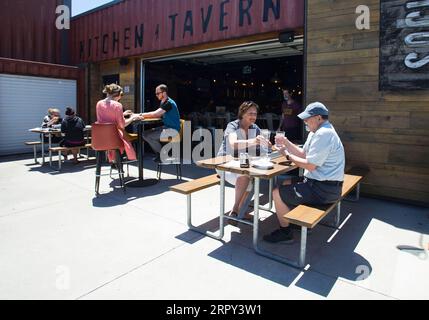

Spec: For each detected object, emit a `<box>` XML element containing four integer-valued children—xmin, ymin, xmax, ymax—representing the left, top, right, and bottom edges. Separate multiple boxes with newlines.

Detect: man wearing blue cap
<box><xmin>263</xmin><ymin>102</ymin><xmax>345</xmax><ymax>244</ymax></box>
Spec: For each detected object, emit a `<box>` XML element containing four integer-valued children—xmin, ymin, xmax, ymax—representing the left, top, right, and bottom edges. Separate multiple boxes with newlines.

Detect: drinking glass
<box><xmin>260</xmin><ymin>129</ymin><xmax>271</xmax><ymax>160</ymax></box>
<box><xmin>275</xmin><ymin>131</ymin><xmax>285</xmax><ymax>149</ymax></box>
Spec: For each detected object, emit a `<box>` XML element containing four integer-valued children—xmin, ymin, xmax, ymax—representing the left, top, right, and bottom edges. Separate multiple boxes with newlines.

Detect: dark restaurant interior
<box><xmin>144</xmin><ymin>55</ymin><xmax>304</xmax><ymax>132</ymax></box>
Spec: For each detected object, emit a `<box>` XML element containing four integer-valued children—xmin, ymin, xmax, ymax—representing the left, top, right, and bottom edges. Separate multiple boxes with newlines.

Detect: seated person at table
<box><xmin>41</xmin><ymin>108</ymin><xmax>63</xmax><ymax>143</ymax></box>
<box><xmin>42</xmin><ymin>108</ymin><xmax>62</xmax><ymax>128</ymax></box>
<box><xmin>96</xmin><ymin>84</ymin><xmax>143</xmax><ymax>163</ymax></box>
<box><xmin>141</xmin><ymin>84</ymin><xmax>181</xmax><ymax>162</ymax></box>
<box><xmin>60</xmin><ymin>107</ymin><xmax>86</xmax><ymax>164</ymax></box>
<box><xmin>216</xmin><ymin>101</ymin><xmax>270</xmax><ymax>222</ymax></box>
<box><xmin>263</xmin><ymin>102</ymin><xmax>345</xmax><ymax>244</ymax></box>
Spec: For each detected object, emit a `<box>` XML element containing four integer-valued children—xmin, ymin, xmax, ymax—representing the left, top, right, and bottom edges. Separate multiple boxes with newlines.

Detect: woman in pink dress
<box><xmin>96</xmin><ymin>84</ymin><xmax>142</xmax><ymax>162</ymax></box>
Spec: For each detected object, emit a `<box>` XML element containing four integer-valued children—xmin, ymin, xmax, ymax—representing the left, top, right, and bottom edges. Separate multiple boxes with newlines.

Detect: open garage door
<box><xmin>142</xmin><ymin>37</ymin><xmax>304</xmax><ymax>139</ymax></box>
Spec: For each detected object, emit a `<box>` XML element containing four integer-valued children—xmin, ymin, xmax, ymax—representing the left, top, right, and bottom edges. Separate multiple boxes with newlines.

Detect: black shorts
<box><xmin>43</xmin><ymin>136</ymin><xmax>63</xmax><ymax>144</ymax></box>
<box><xmin>278</xmin><ymin>177</ymin><xmax>342</xmax><ymax>207</ymax></box>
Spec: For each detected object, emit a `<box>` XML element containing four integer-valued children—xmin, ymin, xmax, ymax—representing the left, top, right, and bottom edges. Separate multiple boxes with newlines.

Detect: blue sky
<box><xmin>72</xmin><ymin>0</ymin><xmax>112</xmax><ymax>17</ymax></box>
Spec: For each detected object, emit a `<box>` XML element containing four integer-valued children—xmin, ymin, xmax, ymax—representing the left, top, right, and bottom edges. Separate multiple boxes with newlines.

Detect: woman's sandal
<box><xmin>227</xmin><ymin>211</ymin><xmax>238</xmax><ymax>226</ymax></box>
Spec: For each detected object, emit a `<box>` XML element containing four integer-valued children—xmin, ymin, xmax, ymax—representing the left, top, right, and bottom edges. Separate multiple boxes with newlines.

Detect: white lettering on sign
<box><xmin>405</xmin><ymin>32</ymin><xmax>429</xmax><ymax>46</ymax></box>
<box><xmin>355</xmin><ymin>5</ymin><xmax>370</xmax><ymax>30</ymax></box>
<box><xmin>402</xmin><ymin>1</ymin><xmax>429</xmax><ymax>69</ymax></box>
<box><xmin>56</xmin><ymin>5</ymin><xmax>70</xmax><ymax>30</ymax></box>
<box><xmin>405</xmin><ymin>52</ymin><xmax>429</xmax><ymax>68</ymax></box>
<box><xmin>405</xmin><ymin>11</ymin><xmax>429</xmax><ymax>27</ymax></box>
<box><xmin>406</xmin><ymin>0</ymin><xmax>429</xmax><ymax>9</ymax></box>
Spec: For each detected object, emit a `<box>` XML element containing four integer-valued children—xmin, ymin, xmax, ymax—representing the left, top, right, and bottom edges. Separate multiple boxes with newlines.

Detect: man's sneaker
<box><xmin>263</xmin><ymin>228</ymin><xmax>294</xmax><ymax>244</ymax></box>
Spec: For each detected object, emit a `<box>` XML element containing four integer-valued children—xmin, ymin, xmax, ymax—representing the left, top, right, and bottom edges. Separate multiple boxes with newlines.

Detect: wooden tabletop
<box><xmin>197</xmin><ymin>155</ymin><xmax>234</xmax><ymax>169</ymax></box>
<box><xmin>30</xmin><ymin>126</ymin><xmax>92</xmax><ymax>134</ymax></box>
<box><xmin>29</xmin><ymin>128</ymin><xmax>61</xmax><ymax>134</ymax></box>
<box><xmin>197</xmin><ymin>155</ymin><xmax>298</xmax><ymax>179</ymax></box>
<box><xmin>137</xmin><ymin>118</ymin><xmax>162</xmax><ymax>123</ymax></box>
<box><xmin>216</xmin><ymin>156</ymin><xmax>297</xmax><ymax>179</ymax></box>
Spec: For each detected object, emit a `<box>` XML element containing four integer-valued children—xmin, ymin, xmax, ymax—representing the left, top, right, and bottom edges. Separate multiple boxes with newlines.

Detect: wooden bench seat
<box><xmin>170</xmin><ymin>174</ymin><xmax>220</xmax><ymax>195</ymax></box>
<box><xmin>49</xmin><ymin>144</ymin><xmax>93</xmax><ymax>171</ymax></box>
<box><xmin>25</xmin><ymin>141</ymin><xmax>42</xmax><ymax>146</ymax></box>
<box><xmin>25</xmin><ymin>141</ymin><xmax>42</xmax><ymax>164</ymax></box>
<box><xmin>285</xmin><ymin>174</ymin><xmax>363</xmax><ymax>229</ymax></box>
<box><xmin>172</xmin><ymin>173</ymin><xmax>364</xmax><ymax>269</ymax></box>
<box><xmin>49</xmin><ymin>143</ymin><xmax>92</xmax><ymax>153</ymax></box>
<box><xmin>170</xmin><ymin>174</ymin><xmax>222</xmax><ymax>239</ymax></box>
<box><xmin>282</xmin><ymin>174</ymin><xmax>364</xmax><ymax>268</ymax></box>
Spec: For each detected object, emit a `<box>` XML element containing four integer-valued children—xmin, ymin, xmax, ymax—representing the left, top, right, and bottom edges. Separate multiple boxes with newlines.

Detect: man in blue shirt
<box><xmin>142</xmin><ymin>84</ymin><xmax>181</xmax><ymax>162</ymax></box>
<box><xmin>264</xmin><ymin>102</ymin><xmax>345</xmax><ymax>244</ymax></box>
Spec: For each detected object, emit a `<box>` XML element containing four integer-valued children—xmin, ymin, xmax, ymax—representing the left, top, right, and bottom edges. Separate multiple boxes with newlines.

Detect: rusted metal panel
<box><xmin>0</xmin><ymin>0</ymin><xmax>67</xmax><ymax>64</ymax></box>
<box><xmin>71</xmin><ymin>0</ymin><xmax>304</xmax><ymax>64</ymax></box>
<box><xmin>0</xmin><ymin>57</ymin><xmax>86</xmax><ymax>120</ymax></box>
<box><xmin>0</xmin><ymin>58</ymin><xmax>79</xmax><ymax>79</ymax></box>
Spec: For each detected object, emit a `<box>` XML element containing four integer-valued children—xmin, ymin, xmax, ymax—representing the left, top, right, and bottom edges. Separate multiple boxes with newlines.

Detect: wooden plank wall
<box><xmin>306</xmin><ymin>0</ymin><xmax>429</xmax><ymax>205</ymax></box>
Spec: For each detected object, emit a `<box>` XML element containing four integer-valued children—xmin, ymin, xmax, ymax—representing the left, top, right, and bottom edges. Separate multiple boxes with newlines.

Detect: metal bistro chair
<box><xmin>91</xmin><ymin>123</ymin><xmax>126</xmax><ymax>195</ymax></box>
<box><xmin>157</xmin><ymin>119</ymin><xmax>185</xmax><ymax>180</ymax></box>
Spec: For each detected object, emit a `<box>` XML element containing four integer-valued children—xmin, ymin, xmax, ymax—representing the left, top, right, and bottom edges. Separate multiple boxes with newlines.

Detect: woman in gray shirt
<box><xmin>217</xmin><ymin>101</ymin><xmax>268</xmax><ymax>222</ymax></box>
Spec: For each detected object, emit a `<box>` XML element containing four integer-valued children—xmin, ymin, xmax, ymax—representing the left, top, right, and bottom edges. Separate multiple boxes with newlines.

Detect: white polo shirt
<box><xmin>303</xmin><ymin>121</ymin><xmax>345</xmax><ymax>182</ymax></box>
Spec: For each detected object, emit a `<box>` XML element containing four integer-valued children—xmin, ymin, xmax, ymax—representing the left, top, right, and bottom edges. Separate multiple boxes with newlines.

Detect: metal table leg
<box><xmin>41</xmin><ymin>134</ymin><xmax>45</xmax><ymax>165</ymax></box>
<box><xmin>127</xmin><ymin>121</ymin><xmax>158</xmax><ymax>187</ymax></box>
<box><xmin>258</xmin><ymin>177</ymin><xmax>274</xmax><ymax>211</ymax></box>
<box><xmin>344</xmin><ymin>183</ymin><xmax>361</xmax><ymax>202</ymax></box>
<box><xmin>237</xmin><ymin>177</ymin><xmax>274</xmax><ymax>219</ymax></box>
<box><xmin>186</xmin><ymin>170</ymin><xmax>225</xmax><ymax>240</ymax></box>
<box><xmin>49</xmin><ymin>133</ymin><xmax>53</xmax><ymax>167</ymax></box>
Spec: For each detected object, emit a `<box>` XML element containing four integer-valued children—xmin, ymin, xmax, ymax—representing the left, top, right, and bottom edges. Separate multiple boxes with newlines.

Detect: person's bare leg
<box><xmin>72</xmin><ymin>150</ymin><xmax>79</xmax><ymax>164</ymax></box>
<box><xmin>232</xmin><ymin>176</ymin><xmax>250</xmax><ymax>213</ymax></box>
<box><xmin>237</xmin><ymin>191</ymin><xmax>250</xmax><ymax>215</ymax></box>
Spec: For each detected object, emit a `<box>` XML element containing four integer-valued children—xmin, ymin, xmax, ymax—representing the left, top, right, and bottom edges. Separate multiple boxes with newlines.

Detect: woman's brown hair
<box><xmin>103</xmin><ymin>83</ymin><xmax>123</xmax><ymax>97</ymax></box>
<box><xmin>238</xmin><ymin>101</ymin><xmax>259</xmax><ymax>120</ymax></box>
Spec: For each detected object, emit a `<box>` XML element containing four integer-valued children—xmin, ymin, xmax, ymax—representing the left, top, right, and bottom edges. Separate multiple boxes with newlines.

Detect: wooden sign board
<box><xmin>380</xmin><ymin>0</ymin><xmax>429</xmax><ymax>90</ymax></box>
<box><xmin>71</xmin><ymin>0</ymin><xmax>303</xmax><ymax>64</ymax></box>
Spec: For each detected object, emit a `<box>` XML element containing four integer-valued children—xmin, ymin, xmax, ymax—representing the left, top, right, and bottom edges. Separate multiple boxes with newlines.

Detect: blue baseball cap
<box><xmin>298</xmin><ymin>102</ymin><xmax>329</xmax><ymax>120</ymax></box>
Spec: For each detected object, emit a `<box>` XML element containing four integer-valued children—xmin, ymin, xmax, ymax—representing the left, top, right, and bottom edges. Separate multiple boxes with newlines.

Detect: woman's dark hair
<box><xmin>65</xmin><ymin>107</ymin><xmax>75</xmax><ymax>116</ymax></box>
<box><xmin>238</xmin><ymin>101</ymin><xmax>259</xmax><ymax>120</ymax></box>
<box><xmin>282</xmin><ymin>87</ymin><xmax>295</xmax><ymax>99</ymax></box>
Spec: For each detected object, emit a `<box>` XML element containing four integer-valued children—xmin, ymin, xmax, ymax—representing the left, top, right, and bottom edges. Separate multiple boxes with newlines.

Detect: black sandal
<box><xmin>227</xmin><ymin>211</ymin><xmax>238</xmax><ymax>226</ymax></box>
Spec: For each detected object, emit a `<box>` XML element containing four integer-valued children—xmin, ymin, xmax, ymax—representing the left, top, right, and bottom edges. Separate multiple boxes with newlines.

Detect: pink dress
<box><xmin>96</xmin><ymin>99</ymin><xmax>137</xmax><ymax>162</ymax></box>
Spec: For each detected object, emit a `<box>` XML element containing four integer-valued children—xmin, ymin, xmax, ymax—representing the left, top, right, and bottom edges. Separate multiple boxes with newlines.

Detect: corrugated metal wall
<box><xmin>0</xmin><ymin>58</ymin><xmax>79</xmax><ymax>80</ymax></box>
<box><xmin>0</xmin><ymin>58</ymin><xmax>86</xmax><ymax>121</ymax></box>
<box><xmin>0</xmin><ymin>0</ymin><xmax>67</xmax><ymax>64</ymax></box>
<box><xmin>71</xmin><ymin>0</ymin><xmax>304</xmax><ymax>63</ymax></box>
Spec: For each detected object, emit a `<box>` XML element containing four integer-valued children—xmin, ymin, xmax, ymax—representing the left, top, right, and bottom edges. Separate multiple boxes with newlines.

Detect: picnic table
<box><xmin>196</xmin><ymin>154</ymin><xmax>300</xmax><ymax>266</ymax></box>
<box><xmin>29</xmin><ymin>126</ymin><xmax>91</xmax><ymax>166</ymax></box>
